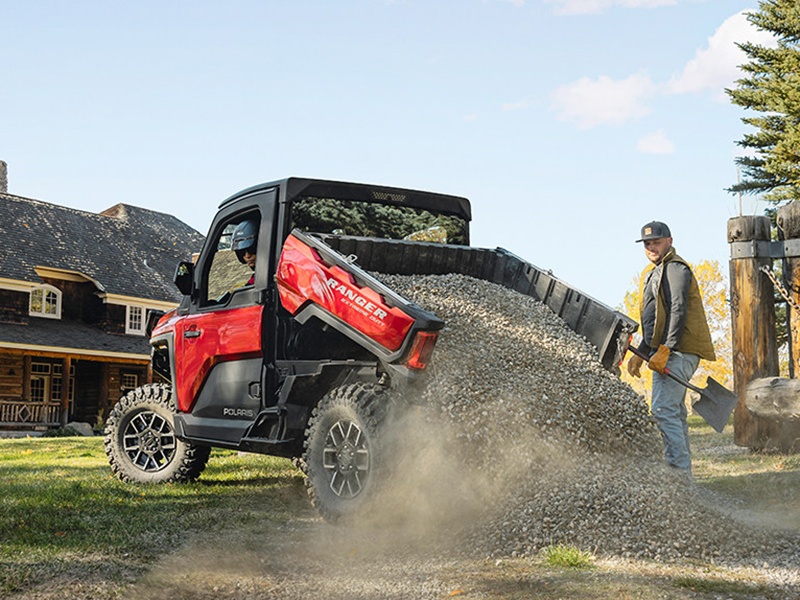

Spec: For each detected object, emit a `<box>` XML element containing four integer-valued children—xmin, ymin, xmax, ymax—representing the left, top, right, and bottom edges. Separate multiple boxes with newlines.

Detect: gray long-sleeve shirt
<box><xmin>640</xmin><ymin>259</ymin><xmax>692</xmax><ymax>356</ymax></box>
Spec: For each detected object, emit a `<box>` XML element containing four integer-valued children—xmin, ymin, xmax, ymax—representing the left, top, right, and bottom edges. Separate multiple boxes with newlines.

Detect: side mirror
<box><xmin>145</xmin><ymin>310</ymin><xmax>166</xmax><ymax>337</ymax></box>
<box><xmin>173</xmin><ymin>261</ymin><xmax>194</xmax><ymax>296</ymax></box>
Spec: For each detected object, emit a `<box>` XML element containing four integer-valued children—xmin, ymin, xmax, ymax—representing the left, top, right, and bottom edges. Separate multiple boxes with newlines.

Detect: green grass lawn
<box><xmin>689</xmin><ymin>415</ymin><xmax>800</xmax><ymax>529</ymax></box>
<box><xmin>1</xmin><ymin>418</ymin><xmax>797</xmax><ymax>599</ymax></box>
<box><xmin>0</xmin><ymin>436</ymin><xmax>308</xmax><ymax>595</ymax></box>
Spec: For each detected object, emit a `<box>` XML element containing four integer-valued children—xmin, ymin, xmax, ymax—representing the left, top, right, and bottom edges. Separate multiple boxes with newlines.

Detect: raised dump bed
<box><xmin>316</xmin><ymin>234</ymin><xmax>638</xmax><ymax>372</ymax></box>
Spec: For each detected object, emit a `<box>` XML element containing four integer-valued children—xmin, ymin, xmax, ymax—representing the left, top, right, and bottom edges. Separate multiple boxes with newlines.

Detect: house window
<box><xmin>126</xmin><ymin>305</ymin><xmax>146</xmax><ymax>335</ymax></box>
<box><xmin>121</xmin><ymin>373</ymin><xmax>138</xmax><ymax>393</ymax></box>
<box><xmin>30</xmin><ymin>363</ymin><xmax>51</xmax><ymax>402</ymax></box>
<box><xmin>29</xmin><ymin>362</ymin><xmax>74</xmax><ymax>403</ymax></box>
<box><xmin>29</xmin><ymin>285</ymin><xmax>61</xmax><ymax>319</ymax></box>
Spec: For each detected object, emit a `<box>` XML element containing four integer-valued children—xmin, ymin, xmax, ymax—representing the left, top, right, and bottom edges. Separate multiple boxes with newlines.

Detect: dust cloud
<box><xmin>123</xmin><ymin>402</ymin><xmax>577</xmax><ymax>600</ymax></box>
<box><xmin>123</xmin><ymin>274</ymin><xmax>799</xmax><ymax>598</ymax></box>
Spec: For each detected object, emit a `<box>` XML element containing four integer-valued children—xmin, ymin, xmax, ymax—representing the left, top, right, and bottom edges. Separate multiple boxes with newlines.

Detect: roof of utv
<box><xmin>218</xmin><ymin>177</ymin><xmax>472</xmax><ymax>223</ymax></box>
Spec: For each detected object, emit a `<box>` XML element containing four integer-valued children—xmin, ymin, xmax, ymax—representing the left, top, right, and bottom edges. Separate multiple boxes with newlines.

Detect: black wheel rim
<box><xmin>121</xmin><ymin>410</ymin><xmax>177</xmax><ymax>472</ymax></box>
<box><xmin>322</xmin><ymin>418</ymin><xmax>370</xmax><ymax>498</ymax></box>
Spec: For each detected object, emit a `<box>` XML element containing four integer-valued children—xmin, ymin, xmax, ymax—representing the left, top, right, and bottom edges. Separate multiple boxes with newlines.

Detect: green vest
<box><xmin>640</xmin><ymin>249</ymin><xmax>716</xmax><ymax>361</ymax></box>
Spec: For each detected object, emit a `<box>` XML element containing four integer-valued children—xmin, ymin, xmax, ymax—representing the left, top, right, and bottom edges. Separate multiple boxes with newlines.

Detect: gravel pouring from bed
<box><xmin>378</xmin><ymin>273</ymin><xmax>800</xmax><ymax>577</ymax></box>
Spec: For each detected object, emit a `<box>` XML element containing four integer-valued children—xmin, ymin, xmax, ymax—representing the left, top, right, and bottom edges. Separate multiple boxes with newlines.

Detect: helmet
<box><xmin>231</xmin><ymin>219</ymin><xmax>258</xmax><ymax>263</ymax></box>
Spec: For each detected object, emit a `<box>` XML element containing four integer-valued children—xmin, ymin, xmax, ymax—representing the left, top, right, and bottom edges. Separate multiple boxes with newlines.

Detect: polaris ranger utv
<box><xmin>104</xmin><ymin>177</ymin><xmax>636</xmax><ymax>522</ymax></box>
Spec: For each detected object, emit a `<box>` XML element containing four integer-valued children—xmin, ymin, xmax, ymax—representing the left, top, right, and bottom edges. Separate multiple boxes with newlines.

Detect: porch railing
<box><xmin>0</xmin><ymin>400</ymin><xmax>61</xmax><ymax>428</ymax></box>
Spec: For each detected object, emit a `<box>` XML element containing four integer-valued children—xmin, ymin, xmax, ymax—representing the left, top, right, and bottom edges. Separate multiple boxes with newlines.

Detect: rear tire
<box><xmin>104</xmin><ymin>383</ymin><xmax>210</xmax><ymax>484</ymax></box>
<box><xmin>303</xmin><ymin>382</ymin><xmax>391</xmax><ymax>523</ymax></box>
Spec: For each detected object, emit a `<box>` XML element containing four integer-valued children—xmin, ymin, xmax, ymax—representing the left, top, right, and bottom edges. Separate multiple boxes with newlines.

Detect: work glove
<box><xmin>626</xmin><ymin>354</ymin><xmax>643</xmax><ymax>378</ymax></box>
<box><xmin>648</xmin><ymin>344</ymin><xmax>671</xmax><ymax>374</ymax></box>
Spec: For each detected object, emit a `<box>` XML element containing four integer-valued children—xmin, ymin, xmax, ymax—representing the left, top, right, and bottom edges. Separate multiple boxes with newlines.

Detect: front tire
<box><xmin>303</xmin><ymin>382</ymin><xmax>392</xmax><ymax>523</ymax></box>
<box><xmin>104</xmin><ymin>383</ymin><xmax>210</xmax><ymax>484</ymax></box>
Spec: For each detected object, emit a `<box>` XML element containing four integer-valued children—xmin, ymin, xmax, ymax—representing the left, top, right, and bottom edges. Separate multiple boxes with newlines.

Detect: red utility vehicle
<box><xmin>104</xmin><ymin>178</ymin><xmax>636</xmax><ymax>522</ymax></box>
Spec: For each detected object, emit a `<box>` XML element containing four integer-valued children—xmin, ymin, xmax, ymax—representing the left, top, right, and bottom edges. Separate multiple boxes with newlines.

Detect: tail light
<box><xmin>404</xmin><ymin>331</ymin><xmax>438</xmax><ymax>370</ymax></box>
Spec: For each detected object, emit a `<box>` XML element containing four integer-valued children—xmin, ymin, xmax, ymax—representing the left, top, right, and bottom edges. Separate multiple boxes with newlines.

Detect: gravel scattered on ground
<box><xmin>376</xmin><ymin>273</ymin><xmax>800</xmax><ymax>587</ymax></box>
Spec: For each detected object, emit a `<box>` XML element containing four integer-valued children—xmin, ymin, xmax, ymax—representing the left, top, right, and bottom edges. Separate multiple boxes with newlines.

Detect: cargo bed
<box><xmin>315</xmin><ymin>234</ymin><xmax>638</xmax><ymax>371</ymax></box>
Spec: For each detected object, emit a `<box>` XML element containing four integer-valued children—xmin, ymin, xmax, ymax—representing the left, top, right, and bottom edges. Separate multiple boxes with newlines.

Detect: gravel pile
<box><xmin>378</xmin><ymin>273</ymin><xmax>800</xmax><ymax>575</ymax></box>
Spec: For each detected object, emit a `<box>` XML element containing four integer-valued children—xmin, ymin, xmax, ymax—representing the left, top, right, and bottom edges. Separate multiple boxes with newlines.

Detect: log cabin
<box><xmin>0</xmin><ymin>162</ymin><xmax>203</xmax><ymax>432</ymax></box>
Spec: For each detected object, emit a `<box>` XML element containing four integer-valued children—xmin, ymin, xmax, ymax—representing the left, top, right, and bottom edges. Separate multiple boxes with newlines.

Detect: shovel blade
<box><xmin>691</xmin><ymin>377</ymin><xmax>738</xmax><ymax>433</ymax></box>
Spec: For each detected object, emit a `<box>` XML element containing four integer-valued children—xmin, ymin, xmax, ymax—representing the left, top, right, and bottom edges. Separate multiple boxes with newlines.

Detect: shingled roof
<box><xmin>0</xmin><ymin>319</ymin><xmax>151</xmax><ymax>357</ymax></box>
<box><xmin>0</xmin><ymin>192</ymin><xmax>205</xmax><ymax>303</ymax></box>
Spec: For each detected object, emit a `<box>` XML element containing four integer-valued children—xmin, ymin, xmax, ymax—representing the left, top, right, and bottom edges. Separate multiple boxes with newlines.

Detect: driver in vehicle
<box><xmin>231</xmin><ymin>218</ymin><xmax>258</xmax><ymax>286</ymax></box>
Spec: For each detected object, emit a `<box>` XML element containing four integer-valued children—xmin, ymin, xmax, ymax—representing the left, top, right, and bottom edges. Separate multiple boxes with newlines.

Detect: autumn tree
<box><xmin>620</xmin><ymin>282</ymin><xmax>649</xmax><ymax>399</ymax></box>
<box><xmin>619</xmin><ymin>260</ymin><xmax>733</xmax><ymax>401</ymax></box>
<box><xmin>727</xmin><ymin>0</ymin><xmax>800</xmax><ymax>202</ymax></box>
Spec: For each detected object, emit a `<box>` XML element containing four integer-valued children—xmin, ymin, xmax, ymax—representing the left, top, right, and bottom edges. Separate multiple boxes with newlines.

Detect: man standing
<box><xmin>627</xmin><ymin>221</ymin><xmax>716</xmax><ymax>475</ymax></box>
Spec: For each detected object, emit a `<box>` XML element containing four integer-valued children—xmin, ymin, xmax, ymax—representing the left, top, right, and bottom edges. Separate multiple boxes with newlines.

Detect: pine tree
<box><xmin>727</xmin><ymin>0</ymin><xmax>800</xmax><ymax>202</ymax></box>
<box><xmin>292</xmin><ymin>197</ymin><xmax>468</xmax><ymax>244</ymax></box>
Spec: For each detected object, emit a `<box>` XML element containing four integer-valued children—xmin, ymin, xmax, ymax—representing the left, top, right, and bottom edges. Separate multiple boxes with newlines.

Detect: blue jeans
<box><xmin>651</xmin><ymin>351</ymin><xmax>700</xmax><ymax>472</ymax></box>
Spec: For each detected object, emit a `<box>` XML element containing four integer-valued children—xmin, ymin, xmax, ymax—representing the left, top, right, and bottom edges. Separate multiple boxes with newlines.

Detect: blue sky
<box><xmin>0</xmin><ymin>0</ymin><xmax>774</xmax><ymax>307</ymax></box>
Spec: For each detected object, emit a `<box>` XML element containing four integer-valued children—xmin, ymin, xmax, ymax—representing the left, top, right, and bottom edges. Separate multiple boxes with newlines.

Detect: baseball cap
<box><xmin>636</xmin><ymin>221</ymin><xmax>671</xmax><ymax>242</ymax></box>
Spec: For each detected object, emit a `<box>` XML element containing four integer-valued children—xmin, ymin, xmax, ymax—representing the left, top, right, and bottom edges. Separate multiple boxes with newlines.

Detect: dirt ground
<box><xmin>9</xmin><ymin>477</ymin><xmax>798</xmax><ymax>600</ymax></box>
<box><xmin>120</xmin><ymin>511</ymin><xmax>799</xmax><ymax>600</ymax></box>
<box><xmin>5</xmin><ymin>426</ymin><xmax>799</xmax><ymax>600</ymax></box>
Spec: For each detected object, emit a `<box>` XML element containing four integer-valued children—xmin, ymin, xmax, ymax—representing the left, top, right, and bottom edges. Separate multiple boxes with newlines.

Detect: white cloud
<box><xmin>667</xmin><ymin>10</ymin><xmax>778</xmax><ymax>99</ymax></box>
<box><xmin>502</xmin><ymin>99</ymin><xmax>529</xmax><ymax>111</ymax></box>
<box><xmin>485</xmin><ymin>0</ymin><xmax>526</xmax><ymax>7</ymax></box>
<box><xmin>550</xmin><ymin>9</ymin><xmax>779</xmax><ymax>131</ymax></box>
<box><xmin>550</xmin><ymin>72</ymin><xmax>656</xmax><ymax>129</ymax></box>
<box><xmin>545</xmin><ymin>0</ymin><xmax>675</xmax><ymax>16</ymax></box>
<box><xmin>637</xmin><ymin>130</ymin><xmax>675</xmax><ymax>154</ymax></box>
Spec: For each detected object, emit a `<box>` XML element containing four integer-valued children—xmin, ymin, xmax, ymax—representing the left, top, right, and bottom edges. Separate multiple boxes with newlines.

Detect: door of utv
<box><xmin>172</xmin><ymin>190</ymin><xmax>276</xmax><ymax>445</ymax></box>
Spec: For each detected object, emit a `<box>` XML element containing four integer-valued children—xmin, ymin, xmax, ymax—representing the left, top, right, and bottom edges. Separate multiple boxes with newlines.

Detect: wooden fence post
<box><xmin>777</xmin><ymin>202</ymin><xmax>800</xmax><ymax>375</ymax></box>
<box><xmin>727</xmin><ymin>215</ymin><xmax>779</xmax><ymax>449</ymax></box>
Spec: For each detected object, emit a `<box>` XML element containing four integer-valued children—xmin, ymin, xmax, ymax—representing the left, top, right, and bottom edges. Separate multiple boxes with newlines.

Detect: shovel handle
<box><xmin>627</xmin><ymin>345</ymin><xmax>704</xmax><ymax>395</ymax></box>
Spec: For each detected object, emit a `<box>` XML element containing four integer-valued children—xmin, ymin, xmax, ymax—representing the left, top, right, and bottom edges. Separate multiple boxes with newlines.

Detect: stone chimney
<box><xmin>0</xmin><ymin>160</ymin><xmax>7</xmax><ymax>193</ymax></box>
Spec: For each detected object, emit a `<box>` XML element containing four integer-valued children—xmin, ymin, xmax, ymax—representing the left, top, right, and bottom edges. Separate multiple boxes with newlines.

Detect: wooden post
<box><xmin>728</xmin><ymin>215</ymin><xmax>780</xmax><ymax>449</ymax></box>
<box><xmin>744</xmin><ymin>378</ymin><xmax>800</xmax><ymax>452</ymax></box>
<box><xmin>777</xmin><ymin>202</ymin><xmax>800</xmax><ymax>375</ymax></box>
<box><xmin>99</xmin><ymin>363</ymin><xmax>110</xmax><ymax>423</ymax></box>
<box><xmin>61</xmin><ymin>357</ymin><xmax>72</xmax><ymax>427</ymax></box>
<box><xmin>22</xmin><ymin>356</ymin><xmax>31</xmax><ymax>400</ymax></box>
<box><xmin>746</xmin><ymin>378</ymin><xmax>800</xmax><ymax>419</ymax></box>
<box><xmin>772</xmin><ymin>202</ymin><xmax>800</xmax><ymax>452</ymax></box>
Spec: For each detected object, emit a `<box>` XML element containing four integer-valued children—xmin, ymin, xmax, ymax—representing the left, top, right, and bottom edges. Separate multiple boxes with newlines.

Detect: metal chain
<box><xmin>760</xmin><ymin>264</ymin><xmax>800</xmax><ymax>312</ymax></box>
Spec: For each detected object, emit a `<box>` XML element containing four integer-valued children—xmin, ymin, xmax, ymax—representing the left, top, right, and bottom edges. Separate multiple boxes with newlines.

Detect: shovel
<box><xmin>628</xmin><ymin>346</ymin><xmax>738</xmax><ymax>433</ymax></box>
